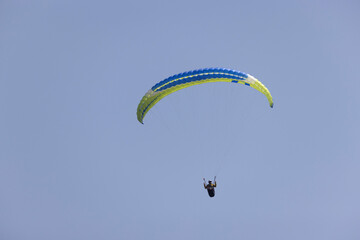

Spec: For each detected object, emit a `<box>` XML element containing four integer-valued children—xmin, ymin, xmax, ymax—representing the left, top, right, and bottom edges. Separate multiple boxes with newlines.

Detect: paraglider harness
<box><xmin>203</xmin><ymin>176</ymin><xmax>217</xmax><ymax>197</ymax></box>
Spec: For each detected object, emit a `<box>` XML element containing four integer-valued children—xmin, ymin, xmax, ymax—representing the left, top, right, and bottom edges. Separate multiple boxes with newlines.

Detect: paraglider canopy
<box><xmin>136</xmin><ymin>68</ymin><xmax>273</xmax><ymax>124</ymax></box>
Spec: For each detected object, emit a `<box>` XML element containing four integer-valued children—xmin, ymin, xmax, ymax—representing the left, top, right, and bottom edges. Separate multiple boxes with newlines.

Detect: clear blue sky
<box><xmin>1</xmin><ymin>1</ymin><xmax>360</xmax><ymax>239</ymax></box>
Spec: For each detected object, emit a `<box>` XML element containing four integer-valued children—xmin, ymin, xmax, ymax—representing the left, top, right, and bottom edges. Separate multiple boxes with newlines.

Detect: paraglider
<box><xmin>136</xmin><ymin>68</ymin><xmax>273</xmax><ymax>124</ymax></box>
<box><xmin>136</xmin><ymin>68</ymin><xmax>274</xmax><ymax>198</ymax></box>
<box><xmin>203</xmin><ymin>177</ymin><xmax>217</xmax><ymax>197</ymax></box>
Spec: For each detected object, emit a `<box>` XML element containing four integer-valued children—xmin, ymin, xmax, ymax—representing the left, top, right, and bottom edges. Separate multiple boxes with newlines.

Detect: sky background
<box><xmin>1</xmin><ymin>0</ymin><xmax>360</xmax><ymax>239</ymax></box>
